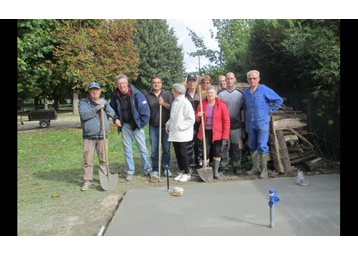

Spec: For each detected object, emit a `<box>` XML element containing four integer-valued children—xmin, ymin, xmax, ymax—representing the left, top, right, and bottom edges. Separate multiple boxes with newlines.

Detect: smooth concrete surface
<box><xmin>104</xmin><ymin>174</ymin><xmax>340</xmax><ymax>236</ymax></box>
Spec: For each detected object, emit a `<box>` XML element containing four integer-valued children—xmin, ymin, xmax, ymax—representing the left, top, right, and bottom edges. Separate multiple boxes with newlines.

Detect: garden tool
<box><xmin>196</xmin><ymin>85</ymin><xmax>213</xmax><ymax>183</ymax></box>
<box><xmin>99</xmin><ymin>107</ymin><xmax>118</xmax><ymax>191</ymax></box>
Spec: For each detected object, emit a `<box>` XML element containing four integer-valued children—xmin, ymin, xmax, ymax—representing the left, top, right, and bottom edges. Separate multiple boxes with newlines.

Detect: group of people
<box><xmin>78</xmin><ymin>70</ymin><xmax>283</xmax><ymax>191</ymax></box>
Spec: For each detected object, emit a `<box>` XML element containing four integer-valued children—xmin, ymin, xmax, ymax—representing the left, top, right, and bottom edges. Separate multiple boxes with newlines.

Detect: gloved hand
<box><xmin>95</xmin><ymin>99</ymin><xmax>106</xmax><ymax>112</ymax></box>
<box><xmin>96</xmin><ymin>98</ymin><xmax>106</xmax><ymax>108</ymax></box>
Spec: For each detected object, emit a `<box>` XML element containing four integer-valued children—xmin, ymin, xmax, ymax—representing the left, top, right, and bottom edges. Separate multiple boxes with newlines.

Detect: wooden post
<box><xmin>270</xmin><ymin>115</ymin><xmax>284</xmax><ymax>174</ymax></box>
<box><xmin>276</xmin><ymin>130</ymin><xmax>292</xmax><ymax>174</ymax></box>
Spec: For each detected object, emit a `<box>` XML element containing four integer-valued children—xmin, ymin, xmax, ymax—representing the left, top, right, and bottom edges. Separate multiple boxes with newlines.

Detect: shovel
<box><xmin>196</xmin><ymin>85</ymin><xmax>213</xmax><ymax>183</ymax></box>
<box><xmin>158</xmin><ymin>102</ymin><xmax>169</xmax><ymax>191</ymax></box>
<box><xmin>99</xmin><ymin>107</ymin><xmax>118</xmax><ymax>191</ymax></box>
<box><xmin>158</xmin><ymin>104</ymin><xmax>162</xmax><ymax>182</ymax></box>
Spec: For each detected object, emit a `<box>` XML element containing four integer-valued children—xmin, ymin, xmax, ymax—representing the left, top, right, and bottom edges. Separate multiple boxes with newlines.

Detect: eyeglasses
<box><xmin>248</xmin><ymin>77</ymin><xmax>258</xmax><ymax>80</ymax></box>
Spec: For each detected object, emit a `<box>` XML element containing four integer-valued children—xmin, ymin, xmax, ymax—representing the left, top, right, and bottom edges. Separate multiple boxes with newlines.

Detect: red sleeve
<box><xmin>221</xmin><ymin>102</ymin><xmax>230</xmax><ymax>140</ymax></box>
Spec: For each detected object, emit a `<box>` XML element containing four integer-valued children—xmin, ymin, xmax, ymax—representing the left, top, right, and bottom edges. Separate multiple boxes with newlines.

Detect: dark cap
<box><xmin>88</xmin><ymin>82</ymin><xmax>101</xmax><ymax>89</ymax></box>
<box><xmin>187</xmin><ymin>73</ymin><xmax>197</xmax><ymax>81</ymax></box>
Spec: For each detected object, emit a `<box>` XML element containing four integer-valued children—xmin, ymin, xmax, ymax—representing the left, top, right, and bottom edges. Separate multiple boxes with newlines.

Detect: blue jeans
<box><xmin>121</xmin><ymin>123</ymin><xmax>152</xmax><ymax>175</ymax></box>
<box><xmin>149</xmin><ymin>126</ymin><xmax>171</xmax><ymax>173</ymax></box>
<box><xmin>247</xmin><ymin>123</ymin><xmax>269</xmax><ymax>154</ymax></box>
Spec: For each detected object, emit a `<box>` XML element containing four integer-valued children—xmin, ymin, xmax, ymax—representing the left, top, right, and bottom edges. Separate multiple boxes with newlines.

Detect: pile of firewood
<box><xmin>269</xmin><ymin>104</ymin><xmax>322</xmax><ymax>174</ymax></box>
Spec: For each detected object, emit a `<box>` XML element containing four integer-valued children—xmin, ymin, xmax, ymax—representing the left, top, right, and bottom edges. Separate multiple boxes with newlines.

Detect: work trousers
<box><xmin>203</xmin><ymin>129</ymin><xmax>223</xmax><ymax>160</ymax></box>
<box><xmin>149</xmin><ymin>125</ymin><xmax>171</xmax><ymax>173</ymax></box>
<box><xmin>83</xmin><ymin>138</ymin><xmax>108</xmax><ymax>184</ymax></box>
<box><xmin>220</xmin><ymin>128</ymin><xmax>242</xmax><ymax>169</ymax></box>
<box><xmin>187</xmin><ymin>129</ymin><xmax>201</xmax><ymax>165</ymax></box>
<box><xmin>173</xmin><ymin>141</ymin><xmax>190</xmax><ymax>174</ymax></box>
<box><xmin>247</xmin><ymin>123</ymin><xmax>269</xmax><ymax>154</ymax></box>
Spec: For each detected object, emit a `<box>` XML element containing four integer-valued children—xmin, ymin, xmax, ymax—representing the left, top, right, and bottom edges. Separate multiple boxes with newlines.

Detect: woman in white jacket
<box><xmin>165</xmin><ymin>83</ymin><xmax>195</xmax><ymax>182</ymax></box>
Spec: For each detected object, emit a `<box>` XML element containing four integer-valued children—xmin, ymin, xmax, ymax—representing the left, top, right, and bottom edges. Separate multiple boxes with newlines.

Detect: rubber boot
<box><xmin>232</xmin><ymin>160</ymin><xmax>242</xmax><ymax>175</ymax></box>
<box><xmin>246</xmin><ymin>151</ymin><xmax>261</xmax><ymax>175</ymax></box>
<box><xmin>259</xmin><ymin>153</ymin><xmax>269</xmax><ymax>179</ymax></box>
<box><xmin>213</xmin><ymin>157</ymin><xmax>221</xmax><ymax>179</ymax></box>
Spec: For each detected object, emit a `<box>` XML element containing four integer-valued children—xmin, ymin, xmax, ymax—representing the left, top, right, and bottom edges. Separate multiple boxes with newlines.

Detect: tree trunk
<box><xmin>72</xmin><ymin>91</ymin><xmax>79</xmax><ymax>114</ymax></box>
<box><xmin>44</xmin><ymin>97</ymin><xmax>48</xmax><ymax>110</ymax></box>
<box><xmin>53</xmin><ymin>97</ymin><xmax>59</xmax><ymax>111</ymax></box>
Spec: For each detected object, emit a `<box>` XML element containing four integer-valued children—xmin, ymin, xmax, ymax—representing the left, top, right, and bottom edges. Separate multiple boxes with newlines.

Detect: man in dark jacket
<box><xmin>144</xmin><ymin>75</ymin><xmax>173</xmax><ymax>178</ymax></box>
<box><xmin>110</xmin><ymin>74</ymin><xmax>154</xmax><ymax>182</ymax></box>
<box><xmin>79</xmin><ymin>82</ymin><xmax>115</xmax><ymax>191</ymax></box>
<box><xmin>185</xmin><ymin>73</ymin><xmax>202</xmax><ymax>168</ymax></box>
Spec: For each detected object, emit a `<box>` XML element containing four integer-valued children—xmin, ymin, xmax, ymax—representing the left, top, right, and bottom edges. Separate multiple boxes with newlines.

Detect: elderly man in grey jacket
<box><xmin>79</xmin><ymin>82</ymin><xmax>115</xmax><ymax>191</ymax></box>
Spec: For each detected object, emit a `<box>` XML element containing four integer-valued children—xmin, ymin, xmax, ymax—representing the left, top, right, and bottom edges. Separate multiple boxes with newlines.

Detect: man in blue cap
<box><xmin>79</xmin><ymin>82</ymin><xmax>115</xmax><ymax>191</ymax></box>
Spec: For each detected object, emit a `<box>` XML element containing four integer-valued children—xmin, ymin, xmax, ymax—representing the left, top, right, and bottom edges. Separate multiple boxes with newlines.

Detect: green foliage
<box><xmin>247</xmin><ymin>19</ymin><xmax>340</xmax><ymax>158</ymax></box>
<box><xmin>53</xmin><ymin>19</ymin><xmax>139</xmax><ymax>94</ymax></box>
<box><xmin>187</xmin><ymin>19</ymin><xmax>251</xmax><ymax>81</ymax></box>
<box><xmin>132</xmin><ymin>19</ymin><xmax>185</xmax><ymax>91</ymax></box>
<box><xmin>213</xmin><ymin>19</ymin><xmax>251</xmax><ymax>79</ymax></box>
<box><xmin>248</xmin><ymin>19</ymin><xmax>340</xmax><ymax>91</ymax></box>
<box><xmin>187</xmin><ymin>19</ymin><xmax>340</xmax><ymax>158</ymax></box>
<box><xmin>17</xmin><ymin>19</ymin><xmax>58</xmax><ymax>103</ymax></box>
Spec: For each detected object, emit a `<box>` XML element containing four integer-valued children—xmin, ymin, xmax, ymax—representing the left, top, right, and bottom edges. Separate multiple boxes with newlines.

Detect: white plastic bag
<box><xmin>296</xmin><ymin>170</ymin><xmax>308</xmax><ymax>186</ymax></box>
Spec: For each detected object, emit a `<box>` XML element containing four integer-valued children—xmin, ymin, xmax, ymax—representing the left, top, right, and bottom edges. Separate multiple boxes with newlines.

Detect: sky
<box><xmin>166</xmin><ymin>19</ymin><xmax>219</xmax><ymax>74</ymax></box>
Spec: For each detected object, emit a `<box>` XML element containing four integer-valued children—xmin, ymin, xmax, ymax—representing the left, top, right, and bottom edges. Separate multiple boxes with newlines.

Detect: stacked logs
<box><xmin>269</xmin><ymin>104</ymin><xmax>321</xmax><ymax>174</ymax></box>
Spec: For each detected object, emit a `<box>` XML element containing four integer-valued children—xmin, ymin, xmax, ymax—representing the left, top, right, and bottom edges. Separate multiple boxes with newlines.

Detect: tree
<box><xmin>17</xmin><ymin>19</ymin><xmax>58</xmax><ymax>106</ymax></box>
<box><xmin>187</xmin><ymin>19</ymin><xmax>251</xmax><ymax>81</ymax></box>
<box><xmin>248</xmin><ymin>19</ymin><xmax>340</xmax><ymax>158</ymax></box>
<box><xmin>212</xmin><ymin>19</ymin><xmax>251</xmax><ymax>80</ymax></box>
<box><xmin>52</xmin><ymin>19</ymin><xmax>139</xmax><ymax>112</ymax></box>
<box><xmin>132</xmin><ymin>19</ymin><xmax>185</xmax><ymax>91</ymax></box>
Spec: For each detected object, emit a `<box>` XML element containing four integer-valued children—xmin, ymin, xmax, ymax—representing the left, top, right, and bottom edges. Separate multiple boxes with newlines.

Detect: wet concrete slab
<box><xmin>105</xmin><ymin>174</ymin><xmax>340</xmax><ymax>236</ymax></box>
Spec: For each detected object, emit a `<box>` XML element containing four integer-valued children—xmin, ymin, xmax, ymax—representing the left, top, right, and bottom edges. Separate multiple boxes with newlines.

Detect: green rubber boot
<box><xmin>246</xmin><ymin>151</ymin><xmax>261</xmax><ymax>175</ymax></box>
<box><xmin>259</xmin><ymin>153</ymin><xmax>269</xmax><ymax>179</ymax></box>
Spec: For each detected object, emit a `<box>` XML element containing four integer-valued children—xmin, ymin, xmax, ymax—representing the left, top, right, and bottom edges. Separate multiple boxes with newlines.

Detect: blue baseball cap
<box><xmin>88</xmin><ymin>82</ymin><xmax>101</xmax><ymax>89</ymax></box>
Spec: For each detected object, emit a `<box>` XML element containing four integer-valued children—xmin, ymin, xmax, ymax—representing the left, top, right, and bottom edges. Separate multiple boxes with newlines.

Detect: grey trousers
<box><xmin>220</xmin><ymin>128</ymin><xmax>242</xmax><ymax>169</ymax></box>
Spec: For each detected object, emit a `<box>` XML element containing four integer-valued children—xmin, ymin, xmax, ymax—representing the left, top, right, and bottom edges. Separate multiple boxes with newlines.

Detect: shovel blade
<box><xmin>197</xmin><ymin>166</ymin><xmax>213</xmax><ymax>183</ymax></box>
<box><xmin>100</xmin><ymin>173</ymin><xmax>118</xmax><ymax>191</ymax></box>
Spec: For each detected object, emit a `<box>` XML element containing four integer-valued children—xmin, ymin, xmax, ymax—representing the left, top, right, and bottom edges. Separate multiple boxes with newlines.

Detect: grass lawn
<box><xmin>17</xmin><ymin>116</ymin><xmax>175</xmax><ymax>235</ymax></box>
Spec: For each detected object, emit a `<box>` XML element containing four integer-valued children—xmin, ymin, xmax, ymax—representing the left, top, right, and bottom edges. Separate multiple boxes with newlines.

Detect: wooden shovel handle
<box><xmin>100</xmin><ymin>107</ymin><xmax>108</xmax><ymax>171</ymax></box>
<box><xmin>198</xmin><ymin>85</ymin><xmax>207</xmax><ymax>166</ymax></box>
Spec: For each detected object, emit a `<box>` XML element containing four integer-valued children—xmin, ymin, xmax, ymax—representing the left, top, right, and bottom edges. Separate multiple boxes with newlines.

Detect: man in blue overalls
<box><xmin>242</xmin><ymin>70</ymin><xmax>283</xmax><ymax>179</ymax></box>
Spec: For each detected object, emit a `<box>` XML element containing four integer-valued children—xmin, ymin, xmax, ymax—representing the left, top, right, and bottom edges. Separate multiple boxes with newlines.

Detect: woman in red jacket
<box><xmin>196</xmin><ymin>85</ymin><xmax>230</xmax><ymax>179</ymax></box>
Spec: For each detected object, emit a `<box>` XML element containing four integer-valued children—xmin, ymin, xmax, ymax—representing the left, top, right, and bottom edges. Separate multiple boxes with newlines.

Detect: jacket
<box><xmin>79</xmin><ymin>97</ymin><xmax>115</xmax><ymax>139</ymax></box>
<box><xmin>185</xmin><ymin>89</ymin><xmax>200</xmax><ymax>131</ymax></box>
<box><xmin>195</xmin><ymin>98</ymin><xmax>230</xmax><ymax>143</ymax></box>
<box><xmin>166</xmin><ymin>94</ymin><xmax>195</xmax><ymax>142</ymax></box>
<box><xmin>144</xmin><ymin>90</ymin><xmax>173</xmax><ymax>127</ymax></box>
<box><xmin>110</xmin><ymin>83</ymin><xmax>150</xmax><ymax>133</ymax></box>
<box><xmin>242</xmin><ymin>84</ymin><xmax>283</xmax><ymax>130</ymax></box>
